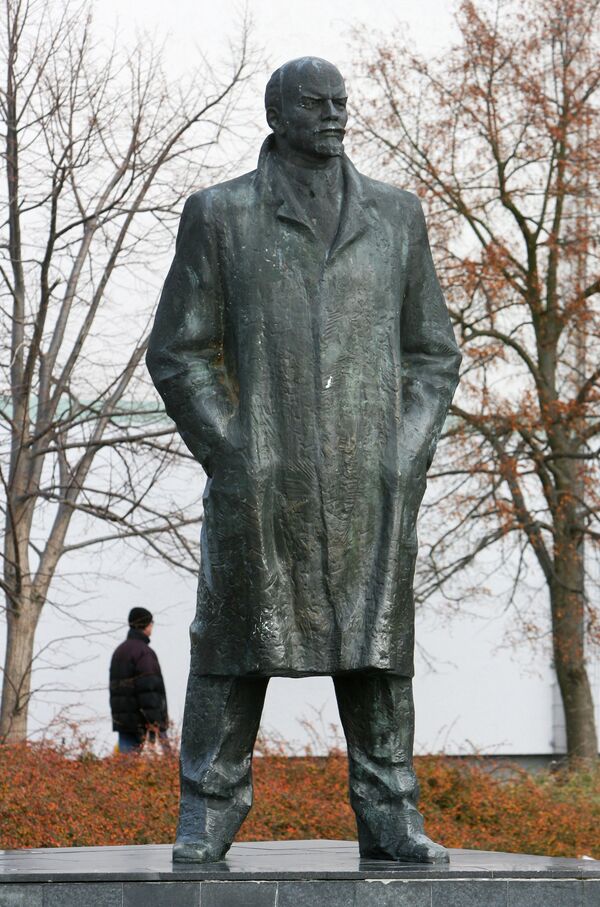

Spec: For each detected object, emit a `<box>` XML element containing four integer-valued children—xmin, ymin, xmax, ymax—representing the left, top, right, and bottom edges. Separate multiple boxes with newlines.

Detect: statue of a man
<box><xmin>147</xmin><ymin>57</ymin><xmax>461</xmax><ymax>864</ymax></box>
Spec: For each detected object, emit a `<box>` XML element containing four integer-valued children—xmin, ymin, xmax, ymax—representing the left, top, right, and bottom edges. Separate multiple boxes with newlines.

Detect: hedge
<box><xmin>0</xmin><ymin>743</ymin><xmax>598</xmax><ymax>857</ymax></box>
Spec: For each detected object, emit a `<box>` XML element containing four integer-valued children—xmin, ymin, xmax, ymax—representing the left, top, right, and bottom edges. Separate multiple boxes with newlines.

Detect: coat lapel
<box><xmin>275</xmin><ymin>187</ymin><xmax>315</xmax><ymax>234</ymax></box>
<box><xmin>254</xmin><ymin>136</ymin><xmax>372</xmax><ymax>252</ymax></box>
<box><xmin>254</xmin><ymin>137</ymin><xmax>315</xmax><ymax>235</ymax></box>
<box><xmin>328</xmin><ymin>157</ymin><xmax>371</xmax><ymax>260</ymax></box>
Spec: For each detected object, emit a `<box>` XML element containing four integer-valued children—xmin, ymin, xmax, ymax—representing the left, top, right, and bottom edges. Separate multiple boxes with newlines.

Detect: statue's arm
<box><xmin>146</xmin><ymin>192</ymin><xmax>238</xmax><ymax>476</ymax></box>
<box><xmin>400</xmin><ymin>198</ymin><xmax>462</xmax><ymax>470</ymax></box>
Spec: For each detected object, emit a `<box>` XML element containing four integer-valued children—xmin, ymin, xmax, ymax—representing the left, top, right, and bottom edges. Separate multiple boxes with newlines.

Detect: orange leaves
<box><xmin>494</xmin><ymin>497</ymin><xmax>518</xmax><ymax>534</ymax></box>
<box><xmin>0</xmin><ymin>743</ymin><xmax>180</xmax><ymax>848</ymax></box>
<box><xmin>0</xmin><ymin>743</ymin><xmax>598</xmax><ymax>858</ymax></box>
<box><xmin>351</xmin><ymin>0</ymin><xmax>600</xmax><ymax>759</ymax></box>
<box><xmin>413</xmin><ymin>757</ymin><xmax>600</xmax><ymax>859</ymax></box>
<box><xmin>243</xmin><ymin>754</ymin><xmax>355</xmax><ymax>842</ymax></box>
<box><xmin>468</xmin><ymin>342</ymin><xmax>508</xmax><ymax>362</ymax></box>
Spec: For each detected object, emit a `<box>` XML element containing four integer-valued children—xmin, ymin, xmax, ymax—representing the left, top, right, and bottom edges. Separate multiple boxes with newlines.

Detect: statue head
<box><xmin>265</xmin><ymin>57</ymin><xmax>348</xmax><ymax>163</ymax></box>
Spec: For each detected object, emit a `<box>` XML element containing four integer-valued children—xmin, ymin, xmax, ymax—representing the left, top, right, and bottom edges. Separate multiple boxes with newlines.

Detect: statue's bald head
<box><xmin>264</xmin><ymin>57</ymin><xmax>345</xmax><ymax>114</ymax></box>
<box><xmin>264</xmin><ymin>57</ymin><xmax>348</xmax><ymax>163</ymax></box>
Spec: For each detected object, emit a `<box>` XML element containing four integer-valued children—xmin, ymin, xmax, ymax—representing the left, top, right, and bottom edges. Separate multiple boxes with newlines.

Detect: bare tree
<box><xmin>0</xmin><ymin>0</ymin><xmax>257</xmax><ymax>742</ymax></box>
<box><xmin>352</xmin><ymin>0</ymin><xmax>600</xmax><ymax>759</ymax></box>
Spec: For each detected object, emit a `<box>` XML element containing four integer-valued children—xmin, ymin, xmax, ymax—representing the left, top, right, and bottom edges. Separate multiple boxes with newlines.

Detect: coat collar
<box><xmin>127</xmin><ymin>628</ymin><xmax>150</xmax><ymax>645</ymax></box>
<box><xmin>254</xmin><ymin>135</ymin><xmax>372</xmax><ymax>259</ymax></box>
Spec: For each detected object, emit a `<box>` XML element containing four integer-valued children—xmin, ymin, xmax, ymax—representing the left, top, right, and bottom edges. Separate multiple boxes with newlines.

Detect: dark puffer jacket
<box><xmin>109</xmin><ymin>629</ymin><xmax>168</xmax><ymax>733</ymax></box>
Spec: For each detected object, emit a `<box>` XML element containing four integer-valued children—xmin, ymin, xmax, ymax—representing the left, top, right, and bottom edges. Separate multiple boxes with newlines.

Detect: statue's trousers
<box><xmin>176</xmin><ymin>672</ymin><xmax>425</xmax><ymax>855</ymax></box>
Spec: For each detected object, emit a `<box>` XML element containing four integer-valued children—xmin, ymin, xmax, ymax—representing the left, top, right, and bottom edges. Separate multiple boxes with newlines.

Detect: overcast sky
<box><xmin>96</xmin><ymin>0</ymin><xmax>458</xmax><ymax>149</ymax></box>
<box><xmin>10</xmin><ymin>0</ymin><xmax>597</xmax><ymax>755</ymax></box>
<box><xmin>13</xmin><ymin>0</ymin><xmax>494</xmax><ymax>754</ymax></box>
<box><xmin>90</xmin><ymin>0</ymin><xmax>460</xmax><ymax>188</ymax></box>
<box><xmin>62</xmin><ymin>0</ymin><xmax>461</xmax><ymax>753</ymax></box>
<box><xmin>97</xmin><ymin>0</ymin><xmax>457</xmax><ymax>71</ymax></box>
<box><xmin>33</xmin><ymin>0</ymin><xmax>556</xmax><ymax>757</ymax></box>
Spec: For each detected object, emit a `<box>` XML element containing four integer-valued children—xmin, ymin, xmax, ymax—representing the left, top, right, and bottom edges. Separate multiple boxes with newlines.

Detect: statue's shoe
<box><xmin>172</xmin><ymin>839</ymin><xmax>230</xmax><ymax>863</ymax></box>
<box><xmin>361</xmin><ymin>833</ymin><xmax>449</xmax><ymax>864</ymax></box>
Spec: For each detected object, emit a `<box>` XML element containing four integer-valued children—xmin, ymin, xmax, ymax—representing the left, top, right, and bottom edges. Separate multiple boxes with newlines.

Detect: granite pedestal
<box><xmin>0</xmin><ymin>840</ymin><xmax>598</xmax><ymax>906</ymax></box>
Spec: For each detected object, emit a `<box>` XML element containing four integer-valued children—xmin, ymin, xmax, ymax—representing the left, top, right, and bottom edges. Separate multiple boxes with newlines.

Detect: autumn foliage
<box><xmin>351</xmin><ymin>0</ymin><xmax>600</xmax><ymax>761</ymax></box>
<box><xmin>0</xmin><ymin>742</ymin><xmax>598</xmax><ymax>858</ymax></box>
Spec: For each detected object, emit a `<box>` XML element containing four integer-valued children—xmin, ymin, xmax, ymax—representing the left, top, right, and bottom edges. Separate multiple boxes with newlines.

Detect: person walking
<box><xmin>109</xmin><ymin>607</ymin><xmax>169</xmax><ymax>753</ymax></box>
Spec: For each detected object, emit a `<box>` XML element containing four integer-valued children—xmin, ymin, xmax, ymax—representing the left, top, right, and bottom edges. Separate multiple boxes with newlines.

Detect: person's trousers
<box><xmin>176</xmin><ymin>672</ymin><xmax>425</xmax><ymax>856</ymax></box>
<box><xmin>118</xmin><ymin>731</ymin><xmax>144</xmax><ymax>753</ymax></box>
<box><xmin>118</xmin><ymin>729</ymin><xmax>170</xmax><ymax>754</ymax></box>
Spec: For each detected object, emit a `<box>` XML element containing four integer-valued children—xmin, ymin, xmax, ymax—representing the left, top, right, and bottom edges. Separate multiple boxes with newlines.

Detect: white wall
<box><xmin>5</xmin><ymin>535</ymin><xmax>597</xmax><ymax>756</ymax></box>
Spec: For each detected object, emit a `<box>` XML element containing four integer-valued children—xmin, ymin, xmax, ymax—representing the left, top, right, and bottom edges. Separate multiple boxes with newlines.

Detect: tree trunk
<box><xmin>0</xmin><ymin>596</ymin><xmax>39</xmax><ymax>743</ymax></box>
<box><xmin>551</xmin><ymin>549</ymin><xmax>598</xmax><ymax>761</ymax></box>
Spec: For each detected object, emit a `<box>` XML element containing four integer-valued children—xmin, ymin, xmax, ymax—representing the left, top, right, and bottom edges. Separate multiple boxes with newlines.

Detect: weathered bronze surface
<box><xmin>147</xmin><ymin>57</ymin><xmax>461</xmax><ymax>865</ymax></box>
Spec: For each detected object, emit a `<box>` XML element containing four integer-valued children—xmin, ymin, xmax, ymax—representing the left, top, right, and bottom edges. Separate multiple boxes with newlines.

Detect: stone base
<box><xmin>0</xmin><ymin>840</ymin><xmax>598</xmax><ymax>906</ymax></box>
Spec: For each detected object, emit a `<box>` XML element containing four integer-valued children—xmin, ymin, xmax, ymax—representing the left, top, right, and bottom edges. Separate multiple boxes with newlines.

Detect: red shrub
<box><xmin>0</xmin><ymin>743</ymin><xmax>598</xmax><ymax>857</ymax></box>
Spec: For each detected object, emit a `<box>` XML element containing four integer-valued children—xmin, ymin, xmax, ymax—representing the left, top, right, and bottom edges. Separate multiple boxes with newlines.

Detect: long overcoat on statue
<box><xmin>147</xmin><ymin>137</ymin><xmax>461</xmax><ymax>678</ymax></box>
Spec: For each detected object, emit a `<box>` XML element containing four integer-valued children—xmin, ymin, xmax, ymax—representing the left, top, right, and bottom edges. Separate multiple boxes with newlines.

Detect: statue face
<box><xmin>271</xmin><ymin>60</ymin><xmax>348</xmax><ymax>160</ymax></box>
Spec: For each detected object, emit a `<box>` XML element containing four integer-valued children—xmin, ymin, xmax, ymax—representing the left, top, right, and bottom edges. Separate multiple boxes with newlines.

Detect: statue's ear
<box><xmin>266</xmin><ymin>106</ymin><xmax>284</xmax><ymax>135</ymax></box>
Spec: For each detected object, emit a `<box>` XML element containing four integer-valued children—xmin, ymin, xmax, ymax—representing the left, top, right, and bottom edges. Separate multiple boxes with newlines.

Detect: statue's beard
<box><xmin>313</xmin><ymin>129</ymin><xmax>345</xmax><ymax>157</ymax></box>
<box><xmin>276</xmin><ymin>127</ymin><xmax>346</xmax><ymax>161</ymax></box>
<box><xmin>314</xmin><ymin>138</ymin><xmax>344</xmax><ymax>157</ymax></box>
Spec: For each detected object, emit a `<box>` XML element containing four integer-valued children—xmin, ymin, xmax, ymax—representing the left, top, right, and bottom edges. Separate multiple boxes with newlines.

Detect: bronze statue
<box><xmin>147</xmin><ymin>56</ymin><xmax>461</xmax><ymax>864</ymax></box>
